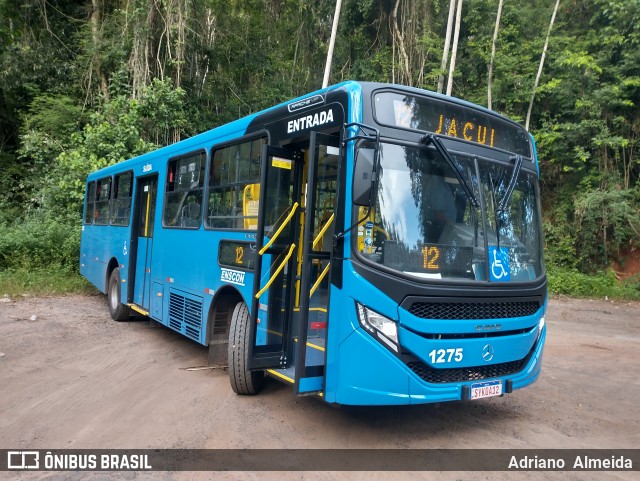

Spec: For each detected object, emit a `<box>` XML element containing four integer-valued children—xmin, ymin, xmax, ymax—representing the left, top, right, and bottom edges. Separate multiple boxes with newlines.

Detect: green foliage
<box><xmin>54</xmin><ymin>78</ymin><xmax>186</xmax><ymax>214</ymax></box>
<box><xmin>0</xmin><ymin>268</ymin><xmax>96</xmax><ymax>297</ymax></box>
<box><xmin>12</xmin><ymin>95</ymin><xmax>84</xmax><ymax>212</ymax></box>
<box><xmin>544</xmin><ymin>182</ymin><xmax>640</xmax><ymax>273</ymax></box>
<box><xmin>547</xmin><ymin>265</ymin><xmax>640</xmax><ymax>300</ymax></box>
<box><xmin>0</xmin><ymin>150</ymin><xmax>25</xmax><ymax>222</ymax></box>
<box><xmin>0</xmin><ymin>0</ymin><xmax>638</xmax><ymax>299</ymax></box>
<box><xmin>574</xmin><ymin>186</ymin><xmax>640</xmax><ymax>268</ymax></box>
<box><xmin>0</xmin><ymin>214</ymin><xmax>81</xmax><ymax>272</ymax></box>
<box><xmin>543</xmin><ymin>217</ymin><xmax>579</xmax><ymax>270</ymax></box>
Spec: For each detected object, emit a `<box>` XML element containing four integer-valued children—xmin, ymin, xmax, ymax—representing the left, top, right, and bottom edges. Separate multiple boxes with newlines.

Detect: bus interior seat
<box><xmin>243</xmin><ymin>183</ymin><xmax>260</xmax><ymax>230</ymax></box>
<box><xmin>181</xmin><ymin>202</ymin><xmax>201</xmax><ymax>227</ymax></box>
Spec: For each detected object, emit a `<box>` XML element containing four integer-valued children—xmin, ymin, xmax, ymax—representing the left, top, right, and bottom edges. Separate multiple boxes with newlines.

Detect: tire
<box><xmin>108</xmin><ymin>267</ymin><xmax>131</xmax><ymax>321</ymax></box>
<box><xmin>228</xmin><ymin>301</ymin><xmax>264</xmax><ymax>394</ymax></box>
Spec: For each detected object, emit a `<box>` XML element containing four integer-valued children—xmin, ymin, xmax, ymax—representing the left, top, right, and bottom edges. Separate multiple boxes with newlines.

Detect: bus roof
<box><xmin>86</xmin><ymin>80</ymin><xmax>358</xmax><ymax>180</ymax></box>
<box><xmin>87</xmin><ymin>80</ymin><xmax>529</xmax><ymax>180</ymax></box>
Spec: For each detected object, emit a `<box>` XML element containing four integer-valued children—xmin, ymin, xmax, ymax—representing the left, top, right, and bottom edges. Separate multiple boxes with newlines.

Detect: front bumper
<box><xmin>333</xmin><ymin>318</ymin><xmax>546</xmax><ymax>406</ymax></box>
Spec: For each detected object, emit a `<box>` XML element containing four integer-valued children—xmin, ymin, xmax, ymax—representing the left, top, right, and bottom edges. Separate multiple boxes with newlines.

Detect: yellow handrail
<box><xmin>309</xmin><ymin>262</ymin><xmax>331</xmax><ymax>298</ymax></box>
<box><xmin>312</xmin><ymin>214</ymin><xmax>334</xmax><ymax>250</ymax></box>
<box><xmin>255</xmin><ymin>243</ymin><xmax>297</xmax><ymax>299</ymax></box>
<box><xmin>259</xmin><ymin>202</ymin><xmax>299</xmax><ymax>255</ymax></box>
<box><xmin>144</xmin><ymin>186</ymin><xmax>151</xmax><ymax>237</ymax></box>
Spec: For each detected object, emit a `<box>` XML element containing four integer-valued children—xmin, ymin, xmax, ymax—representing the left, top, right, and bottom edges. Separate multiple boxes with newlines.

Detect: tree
<box><xmin>487</xmin><ymin>0</ymin><xmax>504</xmax><ymax>110</ymax></box>
<box><xmin>525</xmin><ymin>0</ymin><xmax>560</xmax><ymax>131</ymax></box>
<box><xmin>438</xmin><ymin>0</ymin><xmax>457</xmax><ymax>94</ymax></box>
<box><xmin>54</xmin><ymin>78</ymin><xmax>186</xmax><ymax>214</ymax></box>
<box><xmin>323</xmin><ymin>0</ymin><xmax>343</xmax><ymax>88</ymax></box>
<box><xmin>446</xmin><ymin>0</ymin><xmax>464</xmax><ymax>96</ymax></box>
<box><xmin>0</xmin><ymin>0</ymin><xmax>636</xmax><ymax>277</ymax></box>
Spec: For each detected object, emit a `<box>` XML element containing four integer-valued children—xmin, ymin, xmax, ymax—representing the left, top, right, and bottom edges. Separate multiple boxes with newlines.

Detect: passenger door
<box><xmin>132</xmin><ymin>176</ymin><xmax>157</xmax><ymax>309</ymax></box>
<box><xmin>294</xmin><ymin>132</ymin><xmax>340</xmax><ymax>395</ymax></box>
<box><xmin>248</xmin><ymin>146</ymin><xmax>302</xmax><ymax>369</ymax></box>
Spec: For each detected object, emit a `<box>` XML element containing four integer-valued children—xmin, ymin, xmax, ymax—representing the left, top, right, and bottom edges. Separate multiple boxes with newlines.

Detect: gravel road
<box><xmin>0</xmin><ymin>294</ymin><xmax>638</xmax><ymax>480</ymax></box>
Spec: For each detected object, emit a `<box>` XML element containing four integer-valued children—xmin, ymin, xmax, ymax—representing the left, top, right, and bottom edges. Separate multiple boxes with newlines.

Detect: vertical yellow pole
<box><xmin>295</xmin><ymin>151</ymin><xmax>308</xmax><ymax>308</ymax></box>
<box><xmin>144</xmin><ymin>185</ymin><xmax>151</xmax><ymax>237</ymax></box>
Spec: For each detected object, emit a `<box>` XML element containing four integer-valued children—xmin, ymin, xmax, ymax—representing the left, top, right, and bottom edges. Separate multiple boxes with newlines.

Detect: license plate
<box><xmin>470</xmin><ymin>380</ymin><xmax>503</xmax><ymax>400</ymax></box>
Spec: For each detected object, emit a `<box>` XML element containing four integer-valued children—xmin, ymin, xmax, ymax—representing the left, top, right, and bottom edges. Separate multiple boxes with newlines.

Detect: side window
<box><xmin>207</xmin><ymin>137</ymin><xmax>265</xmax><ymax>229</ymax></box>
<box><xmin>163</xmin><ymin>151</ymin><xmax>206</xmax><ymax>228</ymax></box>
<box><xmin>111</xmin><ymin>171</ymin><xmax>133</xmax><ymax>226</ymax></box>
<box><xmin>94</xmin><ymin>177</ymin><xmax>112</xmax><ymax>225</ymax></box>
<box><xmin>84</xmin><ymin>181</ymin><xmax>96</xmax><ymax>224</ymax></box>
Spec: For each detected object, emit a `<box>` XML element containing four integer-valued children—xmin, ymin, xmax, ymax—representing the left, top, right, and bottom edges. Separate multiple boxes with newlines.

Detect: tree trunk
<box><xmin>487</xmin><ymin>0</ymin><xmax>503</xmax><ymax>110</ymax></box>
<box><xmin>392</xmin><ymin>0</ymin><xmax>412</xmax><ymax>86</ymax></box>
<box><xmin>437</xmin><ymin>0</ymin><xmax>456</xmax><ymax>94</ymax></box>
<box><xmin>446</xmin><ymin>0</ymin><xmax>463</xmax><ymax>96</ymax></box>
<box><xmin>129</xmin><ymin>0</ymin><xmax>158</xmax><ymax>99</ymax></box>
<box><xmin>525</xmin><ymin>0</ymin><xmax>560</xmax><ymax>131</ymax></box>
<box><xmin>322</xmin><ymin>0</ymin><xmax>343</xmax><ymax>88</ymax></box>
<box><xmin>90</xmin><ymin>0</ymin><xmax>109</xmax><ymax>100</ymax></box>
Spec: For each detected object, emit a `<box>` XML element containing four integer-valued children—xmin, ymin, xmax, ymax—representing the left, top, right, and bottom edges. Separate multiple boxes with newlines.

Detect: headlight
<box><xmin>356</xmin><ymin>303</ymin><xmax>399</xmax><ymax>352</ymax></box>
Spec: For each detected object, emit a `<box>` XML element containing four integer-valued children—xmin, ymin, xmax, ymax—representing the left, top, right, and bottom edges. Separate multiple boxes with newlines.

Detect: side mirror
<box><xmin>352</xmin><ymin>148</ymin><xmax>376</xmax><ymax>206</ymax></box>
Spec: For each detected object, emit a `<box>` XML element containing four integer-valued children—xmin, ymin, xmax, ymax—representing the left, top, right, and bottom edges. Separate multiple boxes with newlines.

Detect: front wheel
<box><xmin>108</xmin><ymin>267</ymin><xmax>131</xmax><ymax>321</ymax></box>
<box><xmin>228</xmin><ymin>301</ymin><xmax>264</xmax><ymax>394</ymax></box>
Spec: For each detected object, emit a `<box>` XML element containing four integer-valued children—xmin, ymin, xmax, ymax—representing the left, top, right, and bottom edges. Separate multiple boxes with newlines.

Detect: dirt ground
<box><xmin>0</xmin><ymin>293</ymin><xmax>638</xmax><ymax>480</ymax></box>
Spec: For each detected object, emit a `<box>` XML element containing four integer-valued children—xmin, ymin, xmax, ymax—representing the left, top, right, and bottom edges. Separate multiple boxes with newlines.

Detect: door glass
<box><xmin>264</xmin><ymin>157</ymin><xmax>296</xmax><ymax>243</ymax></box>
<box><xmin>133</xmin><ymin>177</ymin><xmax>157</xmax><ymax>308</ymax></box>
<box><xmin>138</xmin><ymin>181</ymin><xmax>156</xmax><ymax>238</ymax></box>
<box><xmin>295</xmin><ymin>133</ymin><xmax>340</xmax><ymax>393</ymax></box>
<box><xmin>249</xmin><ymin>147</ymin><xmax>301</xmax><ymax>370</ymax></box>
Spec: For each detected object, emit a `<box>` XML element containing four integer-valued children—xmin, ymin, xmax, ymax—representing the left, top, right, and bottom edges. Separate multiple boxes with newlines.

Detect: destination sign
<box><xmin>218</xmin><ymin>240</ymin><xmax>256</xmax><ymax>271</ymax></box>
<box><xmin>383</xmin><ymin>241</ymin><xmax>473</xmax><ymax>277</ymax></box>
<box><xmin>374</xmin><ymin>91</ymin><xmax>531</xmax><ymax>157</ymax></box>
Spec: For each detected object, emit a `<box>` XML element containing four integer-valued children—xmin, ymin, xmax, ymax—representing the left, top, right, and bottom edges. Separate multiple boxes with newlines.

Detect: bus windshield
<box><xmin>359</xmin><ymin>142</ymin><xmax>544</xmax><ymax>283</ymax></box>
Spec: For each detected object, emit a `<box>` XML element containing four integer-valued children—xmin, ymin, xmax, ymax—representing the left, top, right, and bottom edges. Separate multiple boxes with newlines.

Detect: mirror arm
<box><xmin>337</xmin><ymin>123</ymin><xmax>382</xmax><ymax>241</ymax></box>
<box><xmin>344</xmin><ymin>122</ymin><xmax>381</xmax><ymax>204</ymax></box>
<box><xmin>342</xmin><ymin>122</ymin><xmax>380</xmax><ymax>147</ymax></box>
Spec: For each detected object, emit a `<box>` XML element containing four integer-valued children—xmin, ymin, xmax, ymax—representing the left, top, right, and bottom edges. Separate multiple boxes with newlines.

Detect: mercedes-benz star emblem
<box><xmin>482</xmin><ymin>344</ymin><xmax>495</xmax><ymax>362</ymax></box>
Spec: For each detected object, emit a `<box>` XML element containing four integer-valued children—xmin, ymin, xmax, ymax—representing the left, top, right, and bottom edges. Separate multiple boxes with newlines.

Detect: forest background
<box><xmin>0</xmin><ymin>0</ymin><xmax>638</xmax><ymax>298</ymax></box>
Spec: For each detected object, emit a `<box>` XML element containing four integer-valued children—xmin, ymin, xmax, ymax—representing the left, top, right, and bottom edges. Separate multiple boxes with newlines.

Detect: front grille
<box><xmin>418</xmin><ymin>326</ymin><xmax>533</xmax><ymax>340</ymax></box>
<box><xmin>408</xmin><ymin>300</ymin><xmax>540</xmax><ymax>320</ymax></box>
<box><xmin>407</xmin><ymin>358</ymin><xmax>526</xmax><ymax>384</ymax></box>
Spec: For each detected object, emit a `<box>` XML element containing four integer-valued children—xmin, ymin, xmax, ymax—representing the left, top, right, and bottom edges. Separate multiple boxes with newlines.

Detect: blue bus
<box><xmin>80</xmin><ymin>81</ymin><xmax>546</xmax><ymax>405</ymax></box>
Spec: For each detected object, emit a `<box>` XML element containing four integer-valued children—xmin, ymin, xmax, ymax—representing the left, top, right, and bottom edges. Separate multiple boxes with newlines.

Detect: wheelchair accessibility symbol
<box><xmin>489</xmin><ymin>246</ymin><xmax>510</xmax><ymax>282</ymax></box>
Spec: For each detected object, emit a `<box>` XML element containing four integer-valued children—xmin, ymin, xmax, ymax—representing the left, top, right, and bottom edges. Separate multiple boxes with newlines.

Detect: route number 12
<box><xmin>422</xmin><ymin>245</ymin><xmax>440</xmax><ymax>270</ymax></box>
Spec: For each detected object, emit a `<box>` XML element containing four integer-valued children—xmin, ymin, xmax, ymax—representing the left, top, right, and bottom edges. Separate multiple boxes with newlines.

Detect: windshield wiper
<box><xmin>499</xmin><ymin>154</ymin><xmax>524</xmax><ymax>212</ymax></box>
<box><xmin>489</xmin><ymin>172</ymin><xmax>502</xmax><ymax>249</ymax></box>
<box><xmin>422</xmin><ymin>134</ymin><xmax>479</xmax><ymax>208</ymax></box>
<box><xmin>468</xmin><ymin>165</ymin><xmax>479</xmax><ymax>248</ymax></box>
<box><xmin>491</xmin><ymin>155</ymin><xmax>524</xmax><ymax>249</ymax></box>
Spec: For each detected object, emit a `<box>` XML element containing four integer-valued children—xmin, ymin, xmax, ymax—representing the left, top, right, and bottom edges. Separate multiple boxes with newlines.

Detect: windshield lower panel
<box><xmin>357</xmin><ymin>142</ymin><xmax>544</xmax><ymax>283</ymax></box>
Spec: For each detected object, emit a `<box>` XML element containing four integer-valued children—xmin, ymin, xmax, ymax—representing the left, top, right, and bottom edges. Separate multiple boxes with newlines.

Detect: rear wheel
<box><xmin>228</xmin><ymin>301</ymin><xmax>264</xmax><ymax>394</ymax></box>
<box><xmin>108</xmin><ymin>267</ymin><xmax>131</xmax><ymax>321</ymax></box>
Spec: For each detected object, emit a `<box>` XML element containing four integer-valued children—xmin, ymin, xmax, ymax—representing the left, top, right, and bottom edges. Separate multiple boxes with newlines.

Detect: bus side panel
<box><xmin>112</xmin><ymin>226</ymin><xmax>132</xmax><ymax>302</ymax></box>
<box><xmin>80</xmin><ymin>225</ymin><xmax>108</xmax><ymax>292</ymax></box>
<box><xmin>148</xmin><ymin>228</ymin><xmax>256</xmax><ymax>345</ymax></box>
<box><xmin>80</xmin><ymin>225</ymin><xmax>102</xmax><ymax>291</ymax></box>
<box><xmin>80</xmin><ymin>223</ymin><xmax>132</xmax><ymax>294</ymax></box>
